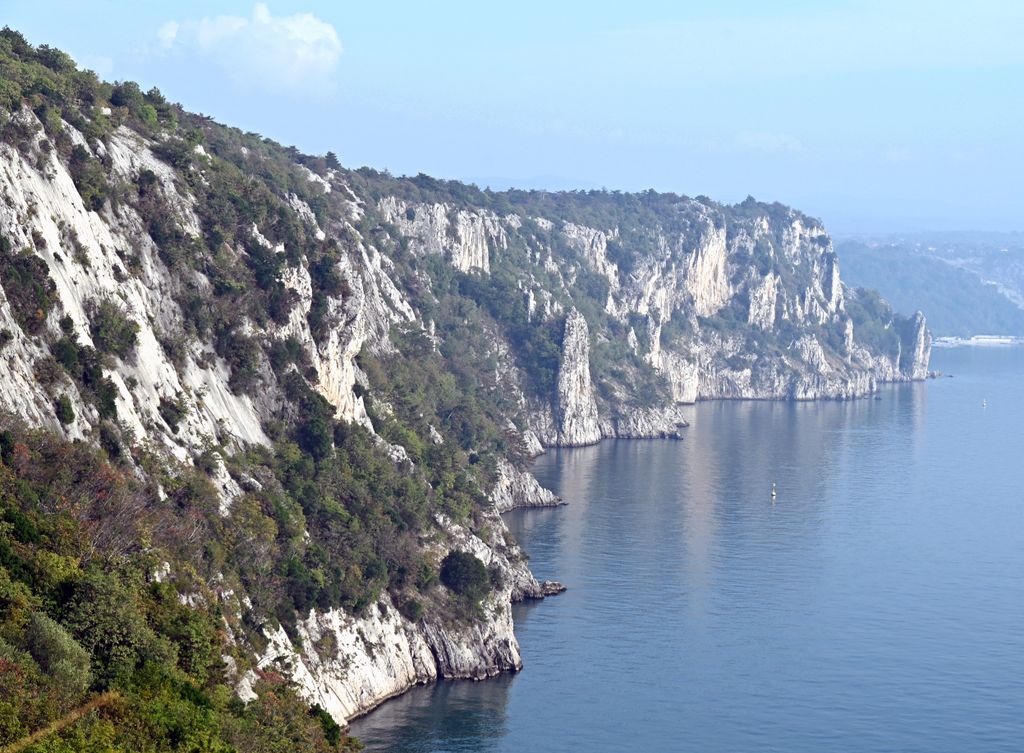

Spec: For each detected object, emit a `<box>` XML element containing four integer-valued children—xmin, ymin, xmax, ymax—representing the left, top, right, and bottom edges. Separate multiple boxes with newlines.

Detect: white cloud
<box><xmin>735</xmin><ymin>131</ymin><xmax>805</xmax><ymax>154</ymax></box>
<box><xmin>157</xmin><ymin>21</ymin><xmax>179</xmax><ymax>50</ymax></box>
<box><xmin>157</xmin><ymin>4</ymin><xmax>341</xmax><ymax>95</ymax></box>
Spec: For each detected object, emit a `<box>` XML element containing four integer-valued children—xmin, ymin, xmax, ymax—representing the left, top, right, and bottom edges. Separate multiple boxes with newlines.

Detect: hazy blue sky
<box><xmin>4</xmin><ymin>1</ymin><xmax>1022</xmax><ymax>233</ymax></box>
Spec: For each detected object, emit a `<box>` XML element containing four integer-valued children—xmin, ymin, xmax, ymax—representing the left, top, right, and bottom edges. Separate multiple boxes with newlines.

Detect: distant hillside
<box><xmin>837</xmin><ymin>236</ymin><xmax>1024</xmax><ymax>337</ymax></box>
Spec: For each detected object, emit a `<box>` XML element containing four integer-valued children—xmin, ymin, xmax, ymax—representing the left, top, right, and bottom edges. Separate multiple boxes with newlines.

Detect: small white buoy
<box><xmin>983</xmin><ymin>399</ymin><xmax>987</xmax><ymax>408</ymax></box>
<box><xmin>771</xmin><ymin>481</ymin><xmax>777</xmax><ymax>501</ymax></box>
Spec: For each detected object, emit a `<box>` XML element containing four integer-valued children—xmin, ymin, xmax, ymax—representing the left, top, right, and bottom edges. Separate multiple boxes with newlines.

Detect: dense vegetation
<box><xmin>0</xmin><ymin>422</ymin><xmax>361</xmax><ymax>752</ymax></box>
<box><xmin>439</xmin><ymin>551</ymin><xmax>492</xmax><ymax>604</ymax></box>
<box><xmin>0</xmin><ymin>234</ymin><xmax>58</xmax><ymax>335</ymax></box>
<box><xmin>838</xmin><ymin>239</ymin><xmax>1024</xmax><ymax>337</ymax></box>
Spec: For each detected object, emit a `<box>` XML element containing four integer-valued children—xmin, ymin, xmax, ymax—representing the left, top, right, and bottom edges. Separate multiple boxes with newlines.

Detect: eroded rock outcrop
<box><xmin>554</xmin><ymin>310</ymin><xmax>602</xmax><ymax>446</ymax></box>
<box><xmin>378</xmin><ymin>196</ymin><xmax>505</xmax><ymax>273</ymax></box>
<box><xmin>491</xmin><ymin>458</ymin><xmax>562</xmax><ymax>513</ymax></box>
<box><xmin>0</xmin><ymin>119</ymin><xmax>268</xmax><ymax>455</ymax></box>
<box><xmin>686</xmin><ymin>223</ymin><xmax>731</xmax><ymax>316</ymax></box>
<box><xmin>903</xmin><ymin>310</ymin><xmax>932</xmax><ymax>380</ymax></box>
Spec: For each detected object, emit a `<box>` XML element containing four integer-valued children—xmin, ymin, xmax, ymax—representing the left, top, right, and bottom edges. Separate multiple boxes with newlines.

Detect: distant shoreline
<box><xmin>932</xmin><ymin>335</ymin><xmax>1024</xmax><ymax>347</ymax></box>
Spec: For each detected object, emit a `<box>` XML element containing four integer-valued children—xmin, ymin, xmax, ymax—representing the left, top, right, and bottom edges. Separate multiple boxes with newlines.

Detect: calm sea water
<box><xmin>350</xmin><ymin>347</ymin><xmax>1024</xmax><ymax>752</ymax></box>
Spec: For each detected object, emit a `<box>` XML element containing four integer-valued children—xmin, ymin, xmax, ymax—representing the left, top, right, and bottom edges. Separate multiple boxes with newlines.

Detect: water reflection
<box><xmin>348</xmin><ymin>676</ymin><xmax>514</xmax><ymax>753</ymax></box>
<box><xmin>529</xmin><ymin>385</ymin><xmax>930</xmax><ymax>594</ymax></box>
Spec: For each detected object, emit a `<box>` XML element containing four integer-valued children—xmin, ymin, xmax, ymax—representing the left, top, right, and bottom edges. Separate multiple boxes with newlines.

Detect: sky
<box><xmin>3</xmin><ymin>1</ymin><xmax>1022</xmax><ymax>233</ymax></box>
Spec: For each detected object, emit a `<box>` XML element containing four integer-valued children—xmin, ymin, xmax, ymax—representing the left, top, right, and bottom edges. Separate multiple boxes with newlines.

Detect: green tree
<box><xmin>440</xmin><ymin>550</ymin><xmax>490</xmax><ymax>602</ymax></box>
<box><xmin>55</xmin><ymin>394</ymin><xmax>75</xmax><ymax>424</ymax></box>
<box><xmin>87</xmin><ymin>298</ymin><xmax>139</xmax><ymax>359</ymax></box>
<box><xmin>63</xmin><ymin>569</ymin><xmax>174</xmax><ymax>688</ymax></box>
<box><xmin>26</xmin><ymin>611</ymin><xmax>92</xmax><ymax>694</ymax></box>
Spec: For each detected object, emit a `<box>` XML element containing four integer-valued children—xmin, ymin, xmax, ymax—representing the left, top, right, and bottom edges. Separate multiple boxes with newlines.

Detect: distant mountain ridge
<box><xmin>837</xmin><ymin>234</ymin><xmax>1024</xmax><ymax>337</ymax></box>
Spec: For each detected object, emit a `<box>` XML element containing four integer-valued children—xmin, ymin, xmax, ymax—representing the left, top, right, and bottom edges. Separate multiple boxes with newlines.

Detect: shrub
<box><xmin>396</xmin><ymin>596</ymin><xmax>424</xmax><ymax>622</ymax></box>
<box><xmin>98</xmin><ymin>422</ymin><xmax>122</xmax><ymax>459</ymax></box>
<box><xmin>297</xmin><ymin>412</ymin><xmax>334</xmax><ymax>461</ymax></box>
<box><xmin>50</xmin><ymin>334</ymin><xmax>124</xmax><ymax>420</ymax></box>
<box><xmin>68</xmin><ymin>144</ymin><xmax>109</xmax><ymax>211</ymax></box>
<box><xmin>55</xmin><ymin>394</ymin><xmax>74</xmax><ymax>424</ymax></box>
<box><xmin>109</xmin><ymin>81</ymin><xmax>144</xmax><ymax>111</ymax></box>
<box><xmin>158</xmin><ymin>394</ymin><xmax>188</xmax><ymax>434</ymax></box>
<box><xmin>51</xmin><ymin>336</ymin><xmax>79</xmax><ymax>371</ymax></box>
<box><xmin>215</xmin><ymin>329</ymin><xmax>261</xmax><ymax>395</ymax></box>
<box><xmin>26</xmin><ymin>611</ymin><xmax>92</xmax><ymax>694</ymax></box>
<box><xmin>439</xmin><ymin>550</ymin><xmax>490</xmax><ymax>602</ymax></box>
<box><xmin>63</xmin><ymin>569</ymin><xmax>175</xmax><ymax>688</ymax></box>
<box><xmin>33</xmin><ymin>355</ymin><xmax>63</xmax><ymax>386</ymax></box>
<box><xmin>488</xmin><ymin>563</ymin><xmax>504</xmax><ymax>591</ymax></box>
<box><xmin>0</xmin><ymin>243</ymin><xmax>58</xmax><ymax>335</ymax></box>
<box><xmin>0</xmin><ymin>430</ymin><xmax>14</xmax><ymax>465</ymax></box>
<box><xmin>87</xmin><ymin>297</ymin><xmax>139</xmax><ymax>359</ymax></box>
<box><xmin>308</xmin><ymin>704</ymin><xmax>342</xmax><ymax>746</ymax></box>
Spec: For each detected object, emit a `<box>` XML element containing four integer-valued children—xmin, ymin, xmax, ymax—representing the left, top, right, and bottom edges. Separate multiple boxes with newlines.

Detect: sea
<box><xmin>349</xmin><ymin>346</ymin><xmax>1024</xmax><ymax>752</ymax></box>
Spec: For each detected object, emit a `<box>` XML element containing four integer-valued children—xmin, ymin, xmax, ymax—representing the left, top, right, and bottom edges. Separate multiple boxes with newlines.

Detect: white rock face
<box><xmin>520</xmin><ymin>429</ymin><xmax>545</xmax><ymax>457</ymax></box>
<box><xmin>512</xmin><ymin>206</ymin><xmax>928</xmax><ymax>444</ymax></box>
<box><xmin>686</xmin><ymin>224</ymin><xmax>732</xmax><ymax>316</ymax></box>
<box><xmin>243</xmin><ymin>593</ymin><xmax>513</xmax><ymax>727</ymax></box>
<box><xmin>0</xmin><ymin>114</ymin><xmax>267</xmax><ymax>456</ymax></box>
<box><xmin>238</xmin><ymin>501</ymin><xmax>550</xmax><ymax>726</ymax></box>
<box><xmin>554</xmin><ymin>310</ymin><xmax>602</xmax><ymax>446</ymax></box>
<box><xmin>491</xmin><ymin>458</ymin><xmax>561</xmax><ymax>513</ymax></box>
<box><xmin>378</xmin><ymin>197</ymin><xmax>505</xmax><ymax>273</ymax></box>
<box><xmin>598</xmin><ymin>404</ymin><xmax>689</xmax><ymax>439</ymax></box>
<box><xmin>655</xmin><ymin>352</ymin><xmax>700</xmax><ymax>405</ymax></box>
<box><xmin>748</xmin><ymin>273</ymin><xmax>779</xmax><ymax>330</ymax></box>
<box><xmin>562</xmin><ymin>222</ymin><xmax>620</xmax><ymax>293</ymax></box>
<box><xmin>276</xmin><ymin>244</ymin><xmax>415</xmax><ymax>426</ymax></box>
<box><xmin>906</xmin><ymin>311</ymin><xmax>930</xmax><ymax>379</ymax></box>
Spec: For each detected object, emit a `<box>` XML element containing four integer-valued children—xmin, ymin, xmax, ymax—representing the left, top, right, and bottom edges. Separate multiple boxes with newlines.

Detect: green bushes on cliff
<box><xmin>68</xmin><ymin>144</ymin><xmax>109</xmax><ymax>212</ymax></box>
<box><xmin>87</xmin><ymin>298</ymin><xmax>139</xmax><ymax>360</ymax></box>
<box><xmin>845</xmin><ymin>288</ymin><xmax>900</xmax><ymax>356</ymax></box>
<box><xmin>0</xmin><ymin>422</ymin><xmax>363</xmax><ymax>752</ymax></box>
<box><xmin>25</xmin><ymin>611</ymin><xmax>92</xmax><ymax>694</ymax></box>
<box><xmin>54</xmin><ymin>394</ymin><xmax>74</xmax><ymax>424</ymax></box>
<box><xmin>0</xmin><ymin>236</ymin><xmax>58</xmax><ymax>335</ymax></box>
<box><xmin>440</xmin><ymin>550</ymin><xmax>490</xmax><ymax>603</ymax></box>
<box><xmin>49</xmin><ymin>332</ymin><xmax>119</xmax><ymax>419</ymax></box>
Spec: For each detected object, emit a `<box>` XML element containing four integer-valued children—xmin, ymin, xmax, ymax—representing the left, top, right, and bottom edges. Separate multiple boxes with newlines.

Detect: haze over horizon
<box><xmin>4</xmin><ymin>0</ymin><xmax>1021</xmax><ymax>235</ymax></box>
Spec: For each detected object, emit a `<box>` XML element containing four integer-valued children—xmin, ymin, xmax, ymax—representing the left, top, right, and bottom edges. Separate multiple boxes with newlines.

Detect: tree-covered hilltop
<box><xmin>838</xmin><ymin>237</ymin><xmax>1024</xmax><ymax>337</ymax></box>
<box><xmin>0</xmin><ymin>27</ymin><xmax>929</xmax><ymax>749</ymax></box>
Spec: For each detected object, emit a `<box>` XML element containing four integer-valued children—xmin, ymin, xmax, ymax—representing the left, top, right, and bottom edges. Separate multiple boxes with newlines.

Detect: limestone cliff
<box><xmin>235</xmin><ymin>503</ymin><xmax>545</xmax><ymax>725</ymax></box>
<box><xmin>0</xmin><ymin>41</ymin><xmax>929</xmax><ymax>733</ymax></box>
<box><xmin>367</xmin><ymin>191</ymin><xmax>930</xmax><ymax>448</ymax></box>
<box><xmin>0</xmin><ymin>105</ymin><xmax>557</xmax><ymax>728</ymax></box>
